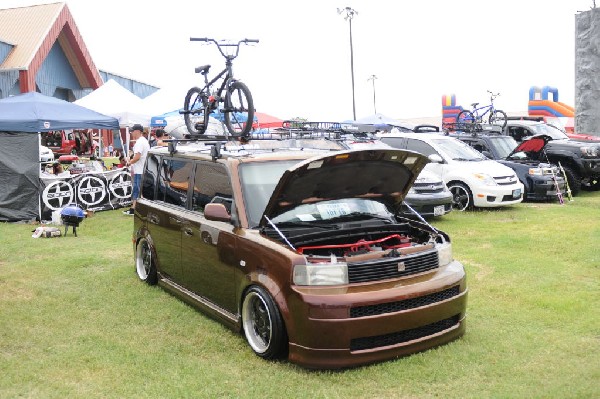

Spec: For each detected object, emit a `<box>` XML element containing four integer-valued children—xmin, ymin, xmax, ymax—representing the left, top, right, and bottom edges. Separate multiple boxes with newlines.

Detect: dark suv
<box><xmin>504</xmin><ymin>120</ymin><xmax>600</xmax><ymax>193</ymax></box>
<box><xmin>449</xmin><ymin>132</ymin><xmax>566</xmax><ymax>202</ymax></box>
<box><xmin>132</xmin><ymin>136</ymin><xmax>467</xmax><ymax>369</ymax></box>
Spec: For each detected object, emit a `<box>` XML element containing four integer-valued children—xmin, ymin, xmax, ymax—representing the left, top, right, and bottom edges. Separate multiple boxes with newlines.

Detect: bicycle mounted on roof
<box><xmin>181</xmin><ymin>37</ymin><xmax>259</xmax><ymax>138</ymax></box>
<box><xmin>456</xmin><ymin>90</ymin><xmax>508</xmax><ymax>129</ymax></box>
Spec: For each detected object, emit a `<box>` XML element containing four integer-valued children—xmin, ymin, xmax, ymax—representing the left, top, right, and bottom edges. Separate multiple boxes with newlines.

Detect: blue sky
<box><xmin>3</xmin><ymin>0</ymin><xmax>596</xmax><ymax>122</ymax></box>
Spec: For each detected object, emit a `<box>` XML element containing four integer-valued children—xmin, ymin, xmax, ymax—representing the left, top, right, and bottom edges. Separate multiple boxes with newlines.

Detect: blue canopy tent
<box><xmin>0</xmin><ymin>92</ymin><xmax>119</xmax><ymax>221</ymax></box>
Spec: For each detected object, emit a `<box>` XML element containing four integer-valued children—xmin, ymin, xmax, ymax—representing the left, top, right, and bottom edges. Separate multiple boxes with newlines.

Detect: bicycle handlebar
<box><xmin>190</xmin><ymin>37</ymin><xmax>259</xmax><ymax>44</ymax></box>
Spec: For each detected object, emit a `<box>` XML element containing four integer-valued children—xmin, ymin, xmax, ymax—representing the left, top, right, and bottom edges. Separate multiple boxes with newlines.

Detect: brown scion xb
<box><xmin>133</xmin><ymin>136</ymin><xmax>467</xmax><ymax>369</ymax></box>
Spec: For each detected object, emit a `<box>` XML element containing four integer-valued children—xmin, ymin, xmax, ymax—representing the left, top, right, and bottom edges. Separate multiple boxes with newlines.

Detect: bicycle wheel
<box><xmin>456</xmin><ymin>110</ymin><xmax>475</xmax><ymax>124</ymax></box>
<box><xmin>488</xmin><ymin>110</ymin><xmax>507</xmax><ymax>129</ymax></box>
<box><xmin>183</xmin><ymin>87</ymin><xmax>208</xmax><ymax>135</ymax></box>
<box><xmin>224</xmin><ymin>81</ymin><xmax>254</xmax><ymax>137</ymax></box>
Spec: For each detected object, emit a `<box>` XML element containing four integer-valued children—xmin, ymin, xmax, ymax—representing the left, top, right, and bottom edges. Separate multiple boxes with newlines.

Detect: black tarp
<box><xmin>0</xmin><ymin>132</ymin><xmax>40</xmax><ymax>221</ymax></box>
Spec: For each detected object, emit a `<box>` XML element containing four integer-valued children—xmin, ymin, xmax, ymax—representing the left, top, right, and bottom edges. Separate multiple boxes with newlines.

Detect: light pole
<box><xmin>338</xmin><ymin>6</ymin><xmax>358</xmax><ymax>120</ymax></box>
<box><xmin>367</xmin><ymin>74</ymin><xmax>377</xmax><ymax>114</ymax></box>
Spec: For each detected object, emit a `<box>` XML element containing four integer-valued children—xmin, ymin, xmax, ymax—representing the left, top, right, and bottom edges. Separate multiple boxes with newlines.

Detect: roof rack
<box><xmin>442</xmin><ymin>122</ymin><xmax>504</xmax><ymax>136</ymax></box>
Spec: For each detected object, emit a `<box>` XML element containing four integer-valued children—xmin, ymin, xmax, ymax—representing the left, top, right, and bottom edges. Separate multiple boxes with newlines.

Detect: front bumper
<box><xmin>524</xmin><ymin>176</ymin><xmax>566</xmax><ymax>201</ymax></box>
<box><xmin>403</xmin><ymin>191</ymin><xmax>453</xmax><ymax>217</ymax></box>
<box><xmin>471</xmin><ymin>182</ymin><xmax>524</xmax><ymax>208</ymax></box>
<box><xmin>285</xmin><ymin>261</ymin><xmax>467</xmax><ymax>369</ymax></box>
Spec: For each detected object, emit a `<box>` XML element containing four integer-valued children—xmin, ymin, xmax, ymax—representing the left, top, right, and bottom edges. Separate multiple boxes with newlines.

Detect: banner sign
<box><xmin>40</xmin><ymin>168</ymin><xmax>132</xmax><ymax>221</ymax></box>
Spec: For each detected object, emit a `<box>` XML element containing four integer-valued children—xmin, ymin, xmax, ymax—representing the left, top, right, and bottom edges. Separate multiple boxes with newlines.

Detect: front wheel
<box><xmin>135</xmin><ymin>237</ymin><xmax>157</xmax><ymax>285</ymax></box>
<box><xmin>241</xmin><ymin>286</ymin><xmax>287</xmax><ymax>360</ymax></box>
<box><xmin>488</xmin><ymin>109</ymin><xmax>508</xmax><ymax>128</ymax></box>
<box><xmin>183</xmin><ymin>87</ymin><xmax>208</xmax><ymax>135</ymax></box>
<box><xmin>560</xmin><ymin>165</ymin><xmax>581</xmax><ymax>196</ymax></box>
<box><xmin>448</xmin><ymin>182</ymin><xmax>473</xmax><ymax>211</ymax></box>
<box><xmin>456</xmin><ymin>110</ymin><xmax>475</xmax><ymax>124</ymax></box>
<box><xmin>224</xmin><ymin>81</ymin><xmax>254</xmax><ymax>138</ymax></box>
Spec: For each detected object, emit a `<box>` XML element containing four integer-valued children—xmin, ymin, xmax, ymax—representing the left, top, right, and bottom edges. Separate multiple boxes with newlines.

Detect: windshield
<box><xmin>271</xmin><ymin>198</ymin><xmax>393</xmax><ymax>224</ymax></box>
<box><xmin>529</xmin><ymin>123</ymin><xmax>569</xmax><ymax>140</ymax></box>
<box><xmin>239</xmin><ymin>160</ymin><xmax>302</xmax><ymax>227</ymax></box>
<box><xmin>431</xmin><ymin>138</ymin><xmax>486</xmax><ymax>161</ymax></box>
<box><xmin>486</xmin><ymin>136</ymin><xmax>526</xmax><ymax>159</ymax></box>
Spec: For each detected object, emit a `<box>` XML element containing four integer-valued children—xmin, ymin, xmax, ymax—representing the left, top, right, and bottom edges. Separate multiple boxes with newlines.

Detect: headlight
<box><xmin>528</xmin><ymin>168</ymin><xmax>543</xmax><ymax>176</ymax></box>
<box><xmin>437</xmin><ymin>241</ymin><xmax>453</xmax><ymax>267</ymax></box>
<box><xmin>581</xmin><ymin>146</ymin><xmax>600</xmax><ymax>158</ymax></box>
<box><xmin>473</xmin><ymin>173</ymin><xmax>496</xmax><ymax>186</ymax></box>
<box><xmin>293</xmin><ymin>262</ymin><xmax>348</xmax><ymax>286</ymax></box>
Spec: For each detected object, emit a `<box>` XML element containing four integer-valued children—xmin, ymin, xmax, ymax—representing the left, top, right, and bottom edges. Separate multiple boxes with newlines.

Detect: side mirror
<box><xmin>204</xmin><ymin>203</ymin><xmax>231</xmax><ymax>222</ymax></box>
<box><xmin>428</xmin><ymin>154</ymin><xmax>443</xmax><ymax>164</ymax></box>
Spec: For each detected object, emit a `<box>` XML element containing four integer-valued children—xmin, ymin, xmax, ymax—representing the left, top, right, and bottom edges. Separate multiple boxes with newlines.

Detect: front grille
<box><xmin>350</xmin><ymin>285</ymin><xmax>460</xmax><ymax>318</ymax></box>
<box><xmin>347</xmin><ymin>249</ymin><xmax>439</xmax><ymax>283</ymax></box>
<box><xmin>350</xmin><ymin>314</ymin><xmax>460</xmax><ymax>351</ymax></box>
<box><xmin>494</xmin><ymin>175</ymin><xmax>518</xmax><ymax>186</ymax></box>
<box><xmin>412</xmin><ymin>182</ymin><xmax>445</xmax><ymax>194</ymax></box>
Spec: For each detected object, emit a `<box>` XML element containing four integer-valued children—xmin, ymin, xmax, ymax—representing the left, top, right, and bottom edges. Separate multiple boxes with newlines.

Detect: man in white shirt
<box><xmin>123</xmin><ymin>124</ymin><xmax>150</xmax><ymax>216</ymax></box>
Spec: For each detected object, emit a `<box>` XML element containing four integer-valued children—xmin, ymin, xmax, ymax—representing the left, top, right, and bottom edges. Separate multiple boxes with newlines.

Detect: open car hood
<box><xmin>507</xmin><ymin>134</ymin><xmax>552</xmax><ymax>158</ymax></box>
<box><xmin>259</xmin><ymin>149</ymin><xmax>429</xmax><ymax>227</ymax></box>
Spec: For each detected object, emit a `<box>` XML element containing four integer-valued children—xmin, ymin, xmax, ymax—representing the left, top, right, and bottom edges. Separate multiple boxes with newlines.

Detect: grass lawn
<box><xmin>0</xmin><ymin>191</ymin><xmax>598</xmax><ymax>398</ymax></box>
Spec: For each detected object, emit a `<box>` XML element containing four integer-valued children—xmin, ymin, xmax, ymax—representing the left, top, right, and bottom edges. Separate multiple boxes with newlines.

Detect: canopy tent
<box><xmin>74</xmin><ymin>79</ymin><xmax>152</xmax><ymax>128</ymax></box>
<box><xmin>0</xmin><ymin>92</ymin><xmax>119</xmax><ymax>222</ymax></box>
<box><xmin>0</xmin><ymin>92</ymin><xmax>119</xmax><ymax>132</ymax></box>
<box><xmin>253</xmin><ymin>111</ymin><xmax>284</xmax><ymax>129</ymax></box>
<box><xmin>140</xmin><ymin>86</ymin><xmax>186</xmax><ymax>117</ymax></box>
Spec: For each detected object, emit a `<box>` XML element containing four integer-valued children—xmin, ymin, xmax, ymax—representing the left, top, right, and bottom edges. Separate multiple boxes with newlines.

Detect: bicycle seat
<box><xmin>471</xmin><ymin>102</ymin><xmax>479</xmax><ymax>108</ymax></box>
<box><xmin>195</xmin><ymin>65</ymin><xmax>211</xmax><ymax>75</ymax></box>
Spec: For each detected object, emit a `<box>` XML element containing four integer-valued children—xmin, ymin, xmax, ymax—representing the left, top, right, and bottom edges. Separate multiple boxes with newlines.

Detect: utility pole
<box><xmin>367</xmin><ymin>74</ymin><xmax>377</xmax><ymax>114</ymax></box>
<box><xmin>337</xmin><ymin>6</ymin><xmax>358</xmax><ymax>120</ymax></box>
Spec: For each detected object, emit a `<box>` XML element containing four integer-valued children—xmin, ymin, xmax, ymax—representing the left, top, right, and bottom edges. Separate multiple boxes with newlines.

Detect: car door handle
<box><xmin>148</xmin><ymin>214</ymin><xmax>160</xmax><ymax>225</ymax></box>
<box><xmin>184</xmin><ymin>228</ymin><xmax>194</xmax><ymax>237</ymax></box>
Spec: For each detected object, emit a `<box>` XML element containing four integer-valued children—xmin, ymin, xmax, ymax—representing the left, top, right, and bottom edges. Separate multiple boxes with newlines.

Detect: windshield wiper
<box><xmin>327</xmin><ymin>212</ymin><xmax>393</xmax><ymax>223</ymax></box>
<box><xmin>274</xmin><ymin>221</ymin><xmax>339</xmax><ymax>229</ymax></box>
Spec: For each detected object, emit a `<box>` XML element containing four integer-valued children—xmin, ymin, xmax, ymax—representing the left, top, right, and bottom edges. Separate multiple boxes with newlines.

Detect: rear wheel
<box><xmin>448</xmin><ymin>182</ymin><xmax>473</xmax><ymax>211</ymax></box>
<box><xmin>224</xmin><ymin>81</ymin><xmax>254</xmax><ymax>138</ymax></box>
<box><xmin>241</xmin><ymin>286</ymin><xmax>287</xmax><ymax>360</ymax></box>
<box><xmin>489</xmin><ymin>109</ymin><xmax>508</xmax><ymax>128</ymax></box>
<box><xmin>135</xmin><ymin>237</ymin><xmax>157</xmax><ymax>285</ymax></box>
<box><xmin>184</xmin><ymin>87</ymin><xmax>208</xmax><ymax>135</ymax></box>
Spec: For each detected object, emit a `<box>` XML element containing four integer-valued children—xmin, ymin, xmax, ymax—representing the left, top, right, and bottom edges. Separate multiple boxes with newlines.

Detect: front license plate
<box><xmin>433</xmin><ymin>205</ymin><xmax>445</xmax><ymax>216</ymax></box>
<box><xmin>512</xmin><ymin>189</ymin><xmax>522</xmax><ymax>199</ymax></box>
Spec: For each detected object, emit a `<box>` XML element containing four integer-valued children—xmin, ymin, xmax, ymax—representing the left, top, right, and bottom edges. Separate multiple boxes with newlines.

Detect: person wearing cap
<box><xmin>123</xmin><ymin>124</ymin><xmax>150</xmax><ymax>216</ymax></box>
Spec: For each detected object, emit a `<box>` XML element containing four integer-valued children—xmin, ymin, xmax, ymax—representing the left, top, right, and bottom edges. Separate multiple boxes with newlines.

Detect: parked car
<box><xmin>503</xmin><ymin>120</ymin><xmax>600</xmax><ymax>193</ymax></box>
<box><xmin>339</xmin><ymin>131</ymin><xmax>453</xmax><ymax>218</ymax></box>
<box><xmin>39</xmin><ymin>145</ymin><xmax>55</xmax><ymax>163</ymax></box>
<box><xmin>41</xmin><ymin>129</ymin><xmax>97</xmax><ymax>156</ymax></box>
<box><xmin>379</xmin><ymin>131</ymin><xmax>524</xmax><ymax>211</ymax></box>
<box><xmin>448</xmin><ymin>132</ymin><xmax>566</xmax><ymax>202</ymax></box>
<box><xmin>133</xmin><ymin>137</ymin><xmax>467</xmax><ymax>369</ymax></box>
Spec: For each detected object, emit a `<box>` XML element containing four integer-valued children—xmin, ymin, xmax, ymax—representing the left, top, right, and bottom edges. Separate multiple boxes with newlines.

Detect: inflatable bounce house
<box><xmin>442</xmin><ymin>94</ymin><xmax>463</xmax><ymax>127</ymax></box>
<box><xmin>528</xmin><ymin>86</ymin><xmax>574</xmax><ymax>132</ymax></box>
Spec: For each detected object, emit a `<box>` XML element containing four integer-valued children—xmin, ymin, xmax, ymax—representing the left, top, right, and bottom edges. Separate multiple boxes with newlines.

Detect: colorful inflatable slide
<box><xmin>528</xmin><ymin>86</ymin><xmax>574</xmax><ymax>132</ymax></box>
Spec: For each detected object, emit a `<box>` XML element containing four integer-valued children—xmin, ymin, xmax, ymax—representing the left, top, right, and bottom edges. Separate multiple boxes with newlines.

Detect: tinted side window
<box><xmin>191</xmin><ymin>162</ymin><xmax>232</xmax><ymax>213</ymax></box>
<box><xmin>142</xmin><ymin>154</ymin><xmax>159</xmax><ymax>200</ymax></box>
<box><xmin>157</xmin><ymin>159</ymin><xmax>193</xmax><ymax>208</ymax></box>
<box><xmin>405</xmin><ymin>139</ymin><xmax>437</xmax><ymax>157</ymax></box>
<box><xmin>380</xmin><ymin>137</ymin><xmax>406</xmax><ymax>149</ymax></box>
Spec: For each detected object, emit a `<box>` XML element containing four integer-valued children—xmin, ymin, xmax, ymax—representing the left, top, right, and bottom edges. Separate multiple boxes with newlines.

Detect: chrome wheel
<box><xmin>135</xmin><ymin>237</ymin><xmax>157</xmax><ymax>285</ymax></box>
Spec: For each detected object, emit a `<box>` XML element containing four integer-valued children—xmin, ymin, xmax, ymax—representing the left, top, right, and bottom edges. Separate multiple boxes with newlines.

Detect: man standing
<box><xmin>123</xmin><ymin>124</ymin><xmax>150</xmax><ymax>216</ymax></box>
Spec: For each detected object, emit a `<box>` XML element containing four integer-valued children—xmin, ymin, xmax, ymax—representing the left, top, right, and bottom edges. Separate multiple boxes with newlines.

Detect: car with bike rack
<box><xmin>378</xmin><ymin>130</ymin><xmax>524</xmax><ymax>211</ymax></box>
<box><xmin>445</xmin><ymin>127</ymin><xmax>566</xmax><ymax>203</ymax></box>
<box><xmin>132</xmin><ymin>129</ymin><xmax>467</xmax><ymax>369</ymax></box>
<box><xmin>502</xmin><ymin>119</ymin><xmax>600</xmax><ymax>194</ymax></box>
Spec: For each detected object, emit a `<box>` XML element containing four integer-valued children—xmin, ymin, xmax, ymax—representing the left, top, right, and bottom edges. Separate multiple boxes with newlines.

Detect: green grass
<box><xmin>1</xmin><ymin>192</ymin><xmax>599</xmax><ymax>398</ymax></box>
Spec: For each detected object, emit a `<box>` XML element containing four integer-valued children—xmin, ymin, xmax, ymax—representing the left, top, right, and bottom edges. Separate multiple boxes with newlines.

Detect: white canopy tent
<box><xmin>75</xmin><ymin>79</ymin><xmax>154</xmax><ymax>156</ymax></box>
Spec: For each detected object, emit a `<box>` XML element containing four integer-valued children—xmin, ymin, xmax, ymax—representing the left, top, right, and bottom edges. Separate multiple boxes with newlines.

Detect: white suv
<box><xmin>379</xmin><ymin>131</ymin><xmax>524</xmax><ymax>210</ymax></box>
